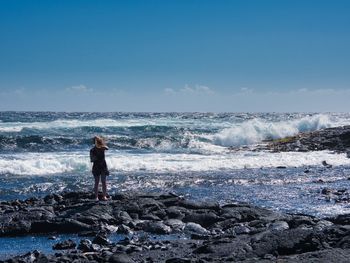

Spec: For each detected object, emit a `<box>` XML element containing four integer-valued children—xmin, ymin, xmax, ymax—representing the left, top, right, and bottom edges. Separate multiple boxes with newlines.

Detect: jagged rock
<box><xmin>77</xmin><ymin>239</ymin><xmax>94</xmax><ymax>252</ymax></box>
<box><xmin>251</xmin><ymin>228</ymin><xmax>322</xmax><ymax>257</ymax></box>
<box><xmin>165</xmin><ymin>206</ymin><xmax>186</xmax><ymax>220</ymax></box>
<box><xmin>268</xmin><ymin>126</ymin><xmax>350</xmax><ymax>153</ymax></box>
<box><xmin>183</xmin><ymin>211</ymin><xmax>223</xmax><ymax>227</ymax></box>
<box><xmin>117</xmin><ymin>224</ymin><xmax>133</xmax><ymax>235</ymax></box>
<box><xmin>2</xmin><ymin>191</ymin><xmax>350</xmax><ymax>262</ymax></box>
<box><xmin>322</xmin><ymin>160</ymin><xmax>332</xmax><ymax>168</ymax></box>
<box><xmin>165</xmin><ymin>258</ymin><xmax>191</xmax><ymax>263</ymax></box>
<box><xmin>178</xmin><ymin>200</ymin><xmax>220</xmax><ymax>211</ymax></box>
<box><xmin>52</xmin><ymin>239</ymin><xmax>76</xmax><ymax>250</ymax></box>
<box><xmin>109</xmin><ymin>253</ymin><xmax>135</xmax><ymax>263</ymax></box>
<box><xmin>232</xmin><ymin>224</ymin><xmax>251</xmax><ymax>235</ymax></box>
<box><xmin>93</xmin><ymin>233</ymin><xmax>111</xmax><ymax>246</ymax></box>
<box><xmin>268</xmin><ymin>221</ymin><xmax>290</xmax><ymax>232</ymax></box>
<box><xmin>278</xmin><ymin>248</ymin><xmax>350</xmax><ymax>262</ymax></box>
<box><xmin>141</xmin><ymin>221</ymin><xmax>172</xmax><ymax>234</ymax></box>
<box><xmin>193</xmin><ymin>244</ymin><xmax>215</xmax><ymax>254</ymax></box>
<box><xmin>164</xmin><ymin>219</ymin><xmax>186</xmax><ymax>232</ymax></box>
<box><xmin>184</xmin><ymin>222</ymin><xmax>208</xmax><ymax>235</ymax></box>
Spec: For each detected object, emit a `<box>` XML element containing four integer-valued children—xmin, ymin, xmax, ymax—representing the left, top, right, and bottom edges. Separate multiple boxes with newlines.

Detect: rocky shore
<box><xmin>267</xmin><ymin>125</ymin><xmax>350</xmax><ymax>153</ymax></box>
<box><xmin>1</xmin><ymin>191</ymin><xmax>350</xmax><ymax>262</ymax></box>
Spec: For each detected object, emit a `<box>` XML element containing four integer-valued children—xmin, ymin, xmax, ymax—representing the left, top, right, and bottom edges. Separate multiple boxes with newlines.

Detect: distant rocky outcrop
<box><xmin>268</xmin><ymin>125</ymin><xmax>350</xmax><ymax>153</ymax></box>
<box><xmin>1</xmin><ymin>191</ymin><xmax>350</xmax><ymax>262</ymax></box>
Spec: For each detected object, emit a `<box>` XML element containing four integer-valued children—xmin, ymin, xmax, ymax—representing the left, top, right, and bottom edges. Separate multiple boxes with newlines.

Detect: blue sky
<box><xmin>0</xmin><ymin>0</ymin><xmax>349</xmax><ymax>112</ymax></box>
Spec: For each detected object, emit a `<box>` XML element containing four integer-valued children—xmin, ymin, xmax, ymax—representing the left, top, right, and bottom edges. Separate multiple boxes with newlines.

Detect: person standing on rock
<box><xmin>90</xmin><ymin>136</ymin><xmax>110</xmax><ymax>201</ymax></box>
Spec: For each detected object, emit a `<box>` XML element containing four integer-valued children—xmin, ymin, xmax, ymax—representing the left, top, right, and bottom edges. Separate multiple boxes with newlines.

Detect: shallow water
<box><xmin>0</xmin><ymin>232</ymin><xmax>187</xmax><ymax>260</ymax></box>
<box><xmin>1</xmin><ymin>165</ymin><xmax>350</xmax><ymax>218</ymax></box>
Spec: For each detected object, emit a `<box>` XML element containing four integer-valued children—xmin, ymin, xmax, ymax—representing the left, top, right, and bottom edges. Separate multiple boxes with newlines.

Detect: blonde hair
<box><xmin>94</xmin><ymin>136</ymin><xmax>107</xmax><ymax>149</ymax></box>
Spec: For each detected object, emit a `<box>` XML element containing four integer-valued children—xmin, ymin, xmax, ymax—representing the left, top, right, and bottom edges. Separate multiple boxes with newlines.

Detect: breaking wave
<box><xmin>212</xmin><ymin>114</ymin><xmax>335</xmax><ymax>147</ymax></box>
<box><xmin>0</xmin><ymin>114</ymin><xmax>348</xmax><ymax>152</ymax></box>
<box><xmin>1</xmin><ymin>150</ymin><xmax>350</xmax><ymax>176</ymax></box>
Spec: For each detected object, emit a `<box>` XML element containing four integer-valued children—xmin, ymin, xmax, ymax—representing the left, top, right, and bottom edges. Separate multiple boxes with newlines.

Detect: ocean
<box><xmin>1</xmin><ymin>111</ymin><xmax>350</xmax><ymax>217</ymax></box>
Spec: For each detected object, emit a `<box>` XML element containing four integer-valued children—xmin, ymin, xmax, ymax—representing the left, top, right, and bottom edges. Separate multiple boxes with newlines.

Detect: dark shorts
<box><xmin>92</xmin><ymin>164</ymin><xmax>109</xmax><ymax>177</ymax></box>
<box><xmin>93</xmin><ymin>170</ymin><xmax>108</xmax><ymax>177</ymax></box>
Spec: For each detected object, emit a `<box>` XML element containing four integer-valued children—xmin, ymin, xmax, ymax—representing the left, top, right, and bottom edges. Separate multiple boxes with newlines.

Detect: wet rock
<box><xmin>4</xmin><ymin>191</ymin><xmax>350</xmax><ymax>263</ymax></box>
<box><xmin>117</xmin><ymin>224</ymin><xmax>133</xmax><ymax>235</ymax></box>
<box><xmin>314</xmin><ymin>220</ymin><xmax>333</xmax><ymax>231</ymax></box>
<box><xmin>178</xmin><ymin>200</ymin><xmax>220</xmax><ymax>211</ymax></box>
<box><xmin>141</xmin><ymin>214</ymin><xmax>161</xmax><ymax>221</ymax></box>
<box><xmin>329</xmin><ymin>214</ymin><xmax>350</xmax><ymax>225</ymax></box>
<box><xmin>252</xmin><ymin>228</ymin><xmax>322</xmax><ymax>257</ymax></box>
<box><xmin>52</xmin><ymin>239</ymin><xmax>76</xmax><ymax>250</ymax></box>
<box><xmin>193</xmin><ymin>244</ymin><xmax>215</xmax><ymax>254</ymax></box>
<box><xmin>165</xmin><ymin>258</ymin><xmax>191</xmax><ymax>263</ymax></box>
<box><xmin>320</xmin><ymin>188</ymin><xmax>350</xmax><ymax>203</ymax></box>
<box><xmin>61</xmin><ymin>191</ymin><xmax>93</xmax><ymax>200</ymax></box>
<box><xmin>190</xmin><ymin>233</ymin><xmax>210</xmax><ymax>240</ymax></box>
<box><xmin>93</xmin><ymin>233</ymin><xmax>111</xmax><ymax>246</ymax></box>
<box><xmin>166</xmin><ymin>206</ymin><xmax>186</xmax><ymax>220</ymax></box>
<box><xmin>113</xmin><ymin>210</ymin><xmax>133</xmax><ymax>224</ymax></box>
<box><xmin>183</xmin><ymin>211</ymin><xmax>223</xmax><ymax>227</ymax></box>
<box><xmin>268</xmin><ymin>125</ymin><xmax>350</xmax><ymax>153</ymax></box>
<box><xmin>287</xmin><ymin>215</ymin><xmax>316</xmax><ymax>228</ymax></box>
<box><xmin>322</xmin><ymin>161</ymin><xmax>332</xmax><ymax>168</ymax></box>
<box><xmin>232</xmin><ymin>224</ymin><xmax>251</xmax><ymax>235</ymax></box>
<box><xmin>142</xmin><ymin>221</ymin><xmax>172</xmax><ymax>234</ymax></box>
<box><xmin>268</xmin><ymin>221</ymin><xmax>289</xmax><ymax>232</ymax></box>
<box><xmin>123</xmin><ymin>202</ymin><xmax>142</xmax><ymax>215</ymax></box>
<box><xmin>184</xmin><ymin>222</ymin><xmax>208</xmax><ymax>235</ymax></box>
<box><xmin>160</xmin><ymin>197</ymin><xmax>181</xmax><ymax>207</ymax></box>
<box><xmin>31</xmin><ymin>218</ymin><xmax>92</xmax><ymax>234</ymax></box>
<box><xmin>77</xmin><ymin>239</ymin><xmax>94</xmax><ymax>252</ymax></box>
<box><xmin>278</xmin><ymin>248</ymin><xmax>350</xmax><ymax>262</ymax></box>
<box><xmin>109</xmin><ymin>253</ymin><xmax>135</xmax><ymax>263</ymax></box>
<box><xmin>164</xmin><ymin>219</ymin><xmax>185</xmax><ymax>232</ymax></box>
<box><xmin>220</xmin><ymin>207</ymin><xmax>242</xmax><ymax>221</ymax></box>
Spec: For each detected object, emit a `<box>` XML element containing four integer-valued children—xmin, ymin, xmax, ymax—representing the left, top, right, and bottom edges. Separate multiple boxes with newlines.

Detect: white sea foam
<box><xmin>0</xmin><ymin>119</ymin><xmax>149</xmax><ymax>132</ymax></box>
<box><xmin>0</xmin><ymin>153</ymin><xmax>90</xmax><ymax>175</ymax></box>
<box><xmin>2</xmin><ymin>114</ymin><xmax>347</xmax><ymax>134</ymax></box>
<box><xmin>1</xmin><ymin>150</ymin><xmax>350</xmax><ymax>176</ymax></box>
<box><xmin>212</xmin><ymin>114</ymin><xmax>337</xmax><ymax>146</ymax></box>
<box><xmin>0</xmin><ymin>118</ymin><xmax>222</xmax><ymax>132</ymax></box>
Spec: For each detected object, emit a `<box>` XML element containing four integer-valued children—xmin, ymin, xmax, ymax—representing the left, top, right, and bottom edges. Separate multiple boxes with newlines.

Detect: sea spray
<box><xmin>212</xmin><ymin>114</ymin><xmax>333</xmax><ymax>147</ymax></box>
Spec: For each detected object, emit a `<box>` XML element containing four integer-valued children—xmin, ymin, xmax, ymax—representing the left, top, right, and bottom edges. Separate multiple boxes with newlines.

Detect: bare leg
<box><xmin>94</xmin><ymin>175</ymin><xmax>100</xmax><ymax>199</ymax></box>
<box><xmin>101</xmin><ymin>174</ymin><xmax>107</xmax><ymax>199</ymax></box>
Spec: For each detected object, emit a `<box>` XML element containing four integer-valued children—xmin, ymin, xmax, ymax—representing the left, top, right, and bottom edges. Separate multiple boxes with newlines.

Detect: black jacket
<box><xmin>90</xmin><ymin>146</ymin><xmax>109</xmax><ymax>176</ymax></box>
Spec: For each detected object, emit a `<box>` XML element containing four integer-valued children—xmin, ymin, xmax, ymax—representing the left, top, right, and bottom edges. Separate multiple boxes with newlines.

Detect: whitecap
<box><xmin>212</xmin><ymin>114</ymin><xmax>338</xmax><ymax>147</ymax></box>
<box><xmin>1</xmin><ymin>150</ymin><xmax>350</xmax><ymax>176</ymax></box>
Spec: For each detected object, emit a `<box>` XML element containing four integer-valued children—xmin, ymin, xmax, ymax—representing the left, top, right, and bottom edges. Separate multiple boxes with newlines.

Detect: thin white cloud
<box><xmin>239</xmin><ymin>87</ymin><xmax>254</xmax><ymax>94</ymax></box>
<box><xmin>181</xmin><ymin>84</ymin><xmax>214</xmax><ymax>94</ymax></box>
<box><xmin>66</xmin><ymin>85</ymin><xmax>93</xmax><ymax>92</ymax></box>
<box><xmin>165</xmin><ymin>84</ymin><xmax>214</xmax><ymax>95</ymax></box>
<box><xmin>164</xmin><ymin>88</ymin><xmax>176</xmax><ymax>95</ymax></box>
<box><xmin>14</xmin><ymin>88</ymin><xmax>26</xmax><ymax>95</ymax></box>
